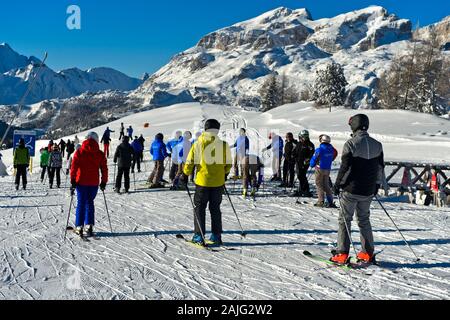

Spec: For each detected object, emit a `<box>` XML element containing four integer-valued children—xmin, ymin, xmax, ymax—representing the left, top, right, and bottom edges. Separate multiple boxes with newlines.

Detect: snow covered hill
<box><xmin>0</xmin><ymin>102</ymin><xmax>449</xmax><ymax>300</ymax></box>
<box><xmin>0</xmin><ymin>43</ymin><xmax>142</xmax><ymax>105</ymax></box>
<box><xmin>132</xmin><ymin>6</ymin><xmax>418</xmax><ymax>109</ymax></box>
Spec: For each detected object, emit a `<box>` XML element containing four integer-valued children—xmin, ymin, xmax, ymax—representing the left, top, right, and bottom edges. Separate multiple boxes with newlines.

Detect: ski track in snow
<box><xmin>0</xmin><ymin>169</ymin><xmax>449</xmax><ymax>300</ymax></box>
<box><xmin>0</xmin><ymin>103</ymin><xmax>449</xmax><ymax>300</ymax></box>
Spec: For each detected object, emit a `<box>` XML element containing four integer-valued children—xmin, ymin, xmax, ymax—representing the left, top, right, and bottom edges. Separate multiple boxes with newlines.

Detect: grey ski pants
<box><xmin>337</xmin><ymin>191</ymin><xmax>375</xmax><ymax>255</ymax></box>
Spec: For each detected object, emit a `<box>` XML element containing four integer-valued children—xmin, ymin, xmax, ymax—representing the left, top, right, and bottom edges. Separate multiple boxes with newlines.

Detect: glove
<box><xmin>333</xmin><ymin>184</ymin><xmax>341</xmax><ymax>196</ymax></box>
<box><xmin>374</xmin><ymin>184</ymin><xmax>380</xmax><ymax>195</ymax></box>
<box><xmin>66</xmin><ymin>169</ymin><xmax>69</xmax><ymax>175</ymax></box>
<box><xmin>100</xmin><ymin>181</ymin><xmax>107</xmax><ymax>191</ymax></box>
<box><xmin>179</xmin><ymin>173</ymin><xmax>188</xmax><ymax>183</ymax></box>
<box><xmin>70</xmin><ymin>186</ymin><xmax>75</xmax><ymax>196</ymax></box>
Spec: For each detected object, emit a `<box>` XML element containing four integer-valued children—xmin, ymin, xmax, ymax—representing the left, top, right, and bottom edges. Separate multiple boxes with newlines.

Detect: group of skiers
<box><xmin>11</xmin><ymin>113</ymin><xmax>384</xmax><ymax>264</ymax></box>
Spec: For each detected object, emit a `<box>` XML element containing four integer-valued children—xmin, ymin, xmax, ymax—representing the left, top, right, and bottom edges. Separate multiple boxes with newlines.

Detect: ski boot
<box><xmin>326</xmin><ymin>202</ymin><xmax>338</xmax><ymax>209</ymax></box>
<box><xmin>313</xmin><ymin>201</ymin><xmax>325</xmax><ymax>207</ymax></box>
<box><xmin>208</xmin><ymin>234</ymin><xmax>223</xmax><ymax>246</ymax></box>
<box><xmin>191</xmin><ymin>233</ymin><xmax>204</xmax><ymax>246</ymax></box>
<box><xmin>356</xmin><ymin>252</ymin><xmax>376</xmax><ymax>264</ymax></box>
<box><xmin>84</xmin><ymin>225</ymin><xmax>94</xmax><ymax>237</ymax></box>
<box><xmin>150</xmin><ymin>182</ymin><xmax>164</xmax><ymax>189</ymax></box>
<box><xmin>292</xmin><ymin>190</ymin><xmax>302</xmax><ymax>197</ymax></box>
<box><xmin>114</xmin><ymin>188</ymin><xmax>121</xmax><ymax>194</ymax></box>
<box><xmin>250</xmin><ymin>188</ymin><xmax>256</xmax><ymax>197</ymax></box>
<box><xmin>15</xmin><ymin>184</ymin><xmax>19</xmax><ymax>191</ymax></box>
<box><xmin>303</xmin><ymin>191</ymin><xmax>313</xmax><ymax>198</ymax></box>
<box><xmin>74</xmin><ymin>226</ymin><xmax>83</xmax><ymax>236</ymax></box>
<box><xmin>330</xmin><ymin>253</ymin><xmax>350</xmax><ymax>265</ymax></box>
<box><xmin>23</xmin><ymin>184</ymin><xmax>27</xmax><ymax>190</ymax></box>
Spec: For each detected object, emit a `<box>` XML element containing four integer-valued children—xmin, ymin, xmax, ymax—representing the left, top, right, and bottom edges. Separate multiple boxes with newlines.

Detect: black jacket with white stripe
<box><xmin>335</xmin><ymin>131</ymin><xmax>384</xmax><ymax>196</ymax></box>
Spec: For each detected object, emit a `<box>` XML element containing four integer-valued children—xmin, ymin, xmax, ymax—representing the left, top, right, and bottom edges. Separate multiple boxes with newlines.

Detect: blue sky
<box><xmin>0</xmin><ymin>0</ymin><xmax>448</xmax><ymax>78</ymax></box>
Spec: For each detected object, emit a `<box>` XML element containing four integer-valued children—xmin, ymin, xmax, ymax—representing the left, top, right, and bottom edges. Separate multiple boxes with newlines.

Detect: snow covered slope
<box><xmin>19</xmin><ymin>102</ymin><xmax>448</xmax><ymax>165</ymax></box>
<box><xmin>0</xmin><ymin>43</ymin><xmax>142</xmax><ymax>105</ymax></box>
<box><xmin>0</xmin><ymin>102</ymin><xmax>449</xmax><ymax>300</ymax></box>
<box><xmin>133</xmin><ymin>6</ymin><xmax>414</xmax><ymax>109</ymax></box>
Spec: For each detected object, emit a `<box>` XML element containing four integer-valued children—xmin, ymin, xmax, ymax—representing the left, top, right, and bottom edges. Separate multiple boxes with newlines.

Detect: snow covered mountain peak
<box><xmin>134</xmin><ymin>5</ymin><xmax>416</xmax><ymax>109</ymax></box>
<box><xmin>0</xmin><ymin>43</ymin><xmax>31</xmax><ymax>73</ymax></box>
<box><xmin>0</xmin><ymin>44</ymin><xmax>143</xmax><ymax>105</ymax></box>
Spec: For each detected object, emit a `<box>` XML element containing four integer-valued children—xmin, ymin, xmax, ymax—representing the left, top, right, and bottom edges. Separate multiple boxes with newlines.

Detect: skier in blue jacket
<box><xmin>127</xmin><ymin>126</ymin><xmax>134</xmax><ymax>139</ymax></box>
<box><xmin>231</xmin><ymin>128</ymin><xmax>250</xmax><ymax>178</ymax></box>
<box><xmin>310</xmin><ymin>134</ymin><xmax>338</xmax><ymax>208</ymax></box>
<box><xmin>148</xmin><ymin>133</ymin><xmax>168</xmax><ymax>188</ymax></box>
<box><xmin>131</xmin><ymin>136</ymin><xmax>144</xmax><ymax>173</ymax></box>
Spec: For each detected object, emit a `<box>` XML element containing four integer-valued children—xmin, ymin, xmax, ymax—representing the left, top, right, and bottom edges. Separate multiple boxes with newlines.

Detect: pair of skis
<box><xmin>66</xmin><ymin>226</ymin><xmax>100</xmax><ymax>242</ymax></box>
<box><xmin>176</xmin><ymin>234</ymin><xmax>237</xmax><ymax>252</ymax></box>
<box><xmin>303</xmin><ymin>250</ymin><xmax>380</xmax><ymax>272</ymax></box>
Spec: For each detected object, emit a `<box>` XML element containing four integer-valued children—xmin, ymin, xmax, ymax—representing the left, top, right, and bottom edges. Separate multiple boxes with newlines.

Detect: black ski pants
<box><xmin>193</xmin><ymin>186</ymin><xmax>223</xmax><ymax>236</ymax></box>
<box><xmin>15</xmin><ymin>165</ymin><xmax>28</xmax><ymax>188</ymax></box>
<box><xmin>116</xmin><ymin>167</ymin><xmax>131</xmax><ymax>191</ymax></box>
<box><xmin>283</xmin><ymin>159</ymin><xmax>296</xmax><ymax>186</ymax></box>
<box><xmin>48</xmin><ymin>167</ymin><xmax>61</xmax><ymax>187</ymax></box>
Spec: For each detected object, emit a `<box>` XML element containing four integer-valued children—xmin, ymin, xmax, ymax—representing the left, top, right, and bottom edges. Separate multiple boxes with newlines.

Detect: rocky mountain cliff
<box><xmin>133</xmin><ymin>6</ymin><xmax>418</xmax><ymax>109</ymax></box>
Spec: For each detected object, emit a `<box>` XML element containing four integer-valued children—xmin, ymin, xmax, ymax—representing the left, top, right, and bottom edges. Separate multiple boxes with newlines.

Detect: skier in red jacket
<box><xmin>70</xmin><ymin>132</ymin><xmax>108</xmax><ymax>237</ymax></box>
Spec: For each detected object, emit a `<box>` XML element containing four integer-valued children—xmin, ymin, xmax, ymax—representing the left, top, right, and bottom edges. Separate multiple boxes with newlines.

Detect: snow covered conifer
<box><xmin>259</xmin><ymin>74</ymin><xmax>281</xmax><ymax>112</ymax></box>
<box><xmin>312</xmin><ymin>62</ymin><xmax>348</xmax><ymax>109</ymax></box>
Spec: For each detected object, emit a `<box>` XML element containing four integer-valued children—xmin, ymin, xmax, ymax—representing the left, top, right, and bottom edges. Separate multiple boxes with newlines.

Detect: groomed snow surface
<box><xmin>0</xmin><ymin>103</ymin><xmax>449</xmax><ymax>300</ymax></box>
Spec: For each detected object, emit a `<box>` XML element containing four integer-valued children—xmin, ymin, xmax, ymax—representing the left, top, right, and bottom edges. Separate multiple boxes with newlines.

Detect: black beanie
<box><xmin>204</xmin><ymin>119</ymin><xmax>221</xmax><ymax>131</ymax></box>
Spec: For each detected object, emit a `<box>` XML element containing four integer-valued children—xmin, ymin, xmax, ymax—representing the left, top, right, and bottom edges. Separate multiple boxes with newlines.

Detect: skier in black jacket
<box><xmin>280</xmin><ymin>132</ymin><xmax>297</xmax><ymax>188</ymax></box>
<box><xmin>331</xmin><ymin>114</ymin><xmax>384</xmax><ymax>264</ymax></box>
<box><xmin>113</xmin><ymin>136</ymin><xmax>134</xmax><ymax>193</ymax></box>
<box><xmin>292</xmin><ymin>130</ymin><xmax>315</xmax><ymax>197</ymax></box>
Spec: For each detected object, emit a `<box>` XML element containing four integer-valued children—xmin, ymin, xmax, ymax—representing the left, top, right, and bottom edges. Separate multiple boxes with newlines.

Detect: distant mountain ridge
<box><xmin>0</xmin><ymin>43</ymin><xmax>142</xmax><ymax>105</ymax></box>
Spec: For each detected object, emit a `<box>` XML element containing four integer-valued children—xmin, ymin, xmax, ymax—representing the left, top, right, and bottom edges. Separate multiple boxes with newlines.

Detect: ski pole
<box><xmin>185</xmin><ymin>184</ymin><xmax>207</xmax><ymax>245</ymax></box>
<box><xmin>375</xmin><ymin>195</ymin><xmax>420</xmax><ymax>261</ymax></box>
<box><xmin>102</xmin><ymin>190</ymin><xmax>114</xmax><ymax>234</ymax></box>
<box><xmin>64</xmin><ymin>191</ymin><xmax>75</xmax><ymax>241</ymax></box>
<box><xmin>133</xmin><ymin>171</ymin><xmax>136</xmax><ymax>192</ymax></box>
<box><xmin>113</xmin><ymin>163</ymin><xmax>117</xmax><ymax>186</ymax></box>
<box><xmin>337</xmin><ymin>193</ymin><xmax>358</xmax><ymax>258</ymax></box>
<box><xmin>223</xmin><ymin>185</ymin><xmax>247</xmax><ymax>237</ymax></box>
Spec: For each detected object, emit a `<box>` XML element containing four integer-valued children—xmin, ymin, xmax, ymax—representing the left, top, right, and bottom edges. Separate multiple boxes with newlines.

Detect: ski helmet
<box><xmin>319</xmin><ymin>134</ymin><xmax>331</xmax><ymax>144</ymax></box>
<box><xmin>349</xmin><ymin>114</ymin><xmax>370</xmax><ymax>132</ymax></box>
<box><xmin>299</xmin><ymin>130</ymin><xmax>310</xmax><ymax>138</ymax></box>
<box><xmin>75</xmin><ymin>144</ymin><xmax>81</xmax><ymax>151</ymax></box>
<box><xmin>86</xmin><ymin>132</ymin><xmax>99</xmax><ymax>143</ymax></box>
<box><xmin>204</xmin><ymin>119</ymin><xmax>221</xmax><ymax>131</ymax></box>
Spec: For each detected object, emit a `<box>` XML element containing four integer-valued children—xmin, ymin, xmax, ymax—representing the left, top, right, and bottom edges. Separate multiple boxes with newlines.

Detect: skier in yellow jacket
<box><xmin>182</xmin><ymin>119</ymin><xmax>232</xmax><ymax>245</ymax></box>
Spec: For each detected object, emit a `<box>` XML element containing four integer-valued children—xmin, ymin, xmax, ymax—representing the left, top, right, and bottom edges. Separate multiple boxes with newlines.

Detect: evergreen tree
<box><xmin>312</xmin><ymin>62</ymin><xmax>348</xmax><ymax>109</ymax></box>
<box><xmin>259</xmin><ymin>74</ymin><xmax>281</xmax><ymax>112</ymax></box>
